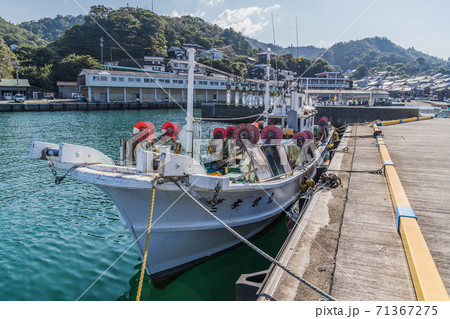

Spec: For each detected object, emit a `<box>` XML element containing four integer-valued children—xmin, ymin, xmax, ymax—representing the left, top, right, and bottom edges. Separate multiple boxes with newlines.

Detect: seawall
<box><xmin>0</xmin><ymin>102</ymin><xmax>201</xmax><ymax>112</ymax></box>
<box><xmin>200</xmin><ymin>103</ymin><xmax>420</xmax><ymax>125</ymax></box>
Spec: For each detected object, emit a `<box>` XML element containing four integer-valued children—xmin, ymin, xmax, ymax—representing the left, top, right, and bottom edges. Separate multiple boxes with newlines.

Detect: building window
<box><xmin>159</xmin><ymin>79</ymin><xmax>164</xmax><ymax>83</ymax></box>
<box><xmin>144</xmin><ymin>79</ymin><xmax>150</xmax><ymax>83</ymax></box>
<box><xmin>93</xmin><ymin>76</ymin><xmax>107</xmax><ymax>81</ymax></box>
<box><xmin>112</xmin><ymin>77</ymin><xmax>118</xmax><ymax>82</ymax></box>
<box><xmin>118</xmin><ymin>77</ymin><xmax>125</xmax><ymax>82</ymax></box>
<box><xmin>128</xmin><ymin>78</ymin><xmax>135</xmax><ymax>82</ymax></box>
<box><xmin>165</xmin><ymin>79</ymin><xmax>170</xmax><ymax>83</ymax></box>
<box><xmin>135</xmin><ymin>78</ymin><xmax>141</xmax><ymax>82</ymax></box>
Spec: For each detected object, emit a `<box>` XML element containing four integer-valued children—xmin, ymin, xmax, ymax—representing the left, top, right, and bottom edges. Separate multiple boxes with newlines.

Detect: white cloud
<box><xmin>171</xmin><ymin>10</ymin><xmax>206</xmax><ymax>18</ymax></box>
<box><xmin>202</xmin><ymin>0</ymin><xmax>225</xmax><ymax>6</ymax></box>
<box><xmin>212</xmin><ymin>5</ymin><xmax>280</xmax><ymax>36</ymax></box>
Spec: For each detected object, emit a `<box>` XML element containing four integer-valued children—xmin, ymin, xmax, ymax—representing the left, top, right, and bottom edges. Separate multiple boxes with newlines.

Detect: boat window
<box><xmin>246</xmin><ymin>147</ymin><xmax>273</xmax><ymax>181</ymax></box>
<box><xmin>299</xmin><ymin>140</ymin><xmax>317</xmax><ymax>165</ymax></box>
<box><xmin>260</xmin><ymin>145</ymin><xmax>291</xmax><ymax>176</ymax></box>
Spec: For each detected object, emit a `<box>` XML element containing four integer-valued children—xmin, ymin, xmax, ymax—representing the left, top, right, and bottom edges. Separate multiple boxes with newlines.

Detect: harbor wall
<box><xmin>0</xmin><ymin>102</ymin><xmax>201</xmax><ymax>112</ymax></box>
<box><xmin>315</xmin><ymin>106</ymin><xmax>419</xmax><ymax>126</ymax></box>
<box><xmin>200</xmin><ymin>104</ymin><xmax>420</xmax><ymax>125</ymax></box>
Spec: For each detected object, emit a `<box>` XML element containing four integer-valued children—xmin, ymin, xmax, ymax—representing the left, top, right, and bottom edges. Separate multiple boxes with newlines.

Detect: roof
<box><xmin>80</xmin><ymin>69</ymin><xmax>226</xmax><ymax>80</ymax></box>
<box><xmin>0</xmin><ymin>79</ymin><xmax>30</xmax><ymax>88</ymax></box>
<box><xmin>144</xmin><ymin>56</ymin><xmax>164</xmax><ymax>61</ymax></box>
<box><xmin>168</xmin><ymin>46</ymin><xmax>183</xmax><ymax>51</ymax></box>
<box><xmin>57</xmin><ymin>81</ymin><xmax>77</xmax><ymax>87</ymax></box>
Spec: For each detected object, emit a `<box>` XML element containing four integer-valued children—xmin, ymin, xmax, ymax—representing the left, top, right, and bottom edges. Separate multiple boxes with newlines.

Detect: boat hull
<box><xmin>72</xmin><ymin>135</ymin><xmax>331</xmax><ymax>283</ymax></box>
<box><xmin>99</xmin><ymin>178</ymin><xmax>300</xmax><ymax>282</ymax></box>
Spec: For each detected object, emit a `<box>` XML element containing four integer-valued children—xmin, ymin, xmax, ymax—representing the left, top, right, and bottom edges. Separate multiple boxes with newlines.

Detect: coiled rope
<box><xmin>172</xmin><ymin>179</ymin><xmax>336</xmax><ymax>301</ymax></box>
<box><xmin>136</xmin><ymin>177</ymin><xmax>158</xmax><ymax>301</ymax></box>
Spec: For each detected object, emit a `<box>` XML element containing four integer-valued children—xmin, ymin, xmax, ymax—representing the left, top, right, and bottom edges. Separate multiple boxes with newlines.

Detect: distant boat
<box><xmin>30</xmin><ymin>49</ymin><xmax>333</xmax><ymax>284</ymax></box>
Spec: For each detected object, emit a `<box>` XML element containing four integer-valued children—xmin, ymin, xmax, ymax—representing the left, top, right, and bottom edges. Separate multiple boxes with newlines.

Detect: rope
<box><xmin>172</xmin><ymin>179</ymin><xmax>336</xmax><ymax>301</ymax></box>
<box><xmin>136</xmin><ymin>178</ymin><xmax>158</xmax><ymax>301</ymax></box>
<box><xmin>326</xmin><ymin>165</ymin><xmax>385</xmax><ymax>175</ymax></box>
<box><xmin>48</xmin><ymin>161</ymin><xmax>101</xmax><ymax>185</ymax></box>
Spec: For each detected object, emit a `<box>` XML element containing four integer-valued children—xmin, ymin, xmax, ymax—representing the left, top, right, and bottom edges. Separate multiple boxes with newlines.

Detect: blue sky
<box><xmin>3</xmin><ymin>0</ymin><xmax>449</xmax><ymax>59</ymax></box>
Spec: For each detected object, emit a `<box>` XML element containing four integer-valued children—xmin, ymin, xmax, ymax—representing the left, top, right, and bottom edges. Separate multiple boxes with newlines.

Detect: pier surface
<box><xmin>259</xmin><ymin>118</ymin><xmax>450</xmax><ymax>301</ymax></box>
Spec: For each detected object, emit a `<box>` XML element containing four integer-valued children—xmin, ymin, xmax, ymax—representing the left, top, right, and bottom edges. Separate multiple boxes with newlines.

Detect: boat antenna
<box><xmin>295</xmin><ymin>17</ymin><xmax>299</xmax><ymax>58</ymax></box>
<box><xmin>264</xmin><ymin>48</ymin><xmax>271</xmax><ymax>126</ymax></box>
<box><xmin>271</xmin><ymin>12</ymin><xmax>279</xmax><ymax>87</ymax></box>
<box><xmin>186</xmin><ymin>48</ymin><xmax>195</xmax><ymax>158</ymax></box>
<box><xmin>296</xmin><ymin>17</ymin><xmax>300</xmax><ymax>90</ymax></box>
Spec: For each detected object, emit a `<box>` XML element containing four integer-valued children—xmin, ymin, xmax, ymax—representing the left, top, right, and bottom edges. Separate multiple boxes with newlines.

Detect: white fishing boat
<box><xmin>30</xmin><ymin>49</ymin><xmax>334</xmax><ymax>284</ymax></box>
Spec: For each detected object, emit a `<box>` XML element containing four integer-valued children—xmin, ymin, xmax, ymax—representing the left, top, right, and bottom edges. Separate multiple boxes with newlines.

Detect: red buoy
<box><xmin>162</xmin><ymin>122</ymin><xmax>181</xmax><ymax>139</ymax></box>
<box><xmin>303</xmin><ymin>130</ymin><xmax>313</xmax><ymax>140</ymax></box>
<box><xmin>213</xmin><ymin>128</ymin><xmax>226</xmax><ymax>139</ymax></box>
<box><xmin>293</xmin><ymin>132</ymin><xmax>308</xmax><ymax>147</ymax></box>
<box><xmin>318</xmin><ymin>117</ymin><xmax>329</xmax><ymax>127</ymax></box>
<box><xmin>261</xmin><ymin>125</ymin><xmax>283</xmax><ymax>144</ymax></box>
<box><xmin>225</xmin><ymin>126</ymin><xmax>235</xmax><ymax>139</ymax></box>
<box><xmin>250</xmin><ymin>123</ymin><xmax>260</xmax><ymax>144</ymax></box>
<box><xmin>133</xmin><ymin>122</ymin><xmax>155</xmax><ymax>141</ymax></box>
<box><xmin>233</xmin><ymin>124</ymin><xmax>256</xmax><ymax>148</ymax></box>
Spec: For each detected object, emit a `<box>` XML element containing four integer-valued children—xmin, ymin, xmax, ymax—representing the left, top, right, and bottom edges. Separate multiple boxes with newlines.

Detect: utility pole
<box><xmin>100</xmin><ymin>36</ymin><xmax>104</xmax><ymax>64</ymax></box>
<box><xmin>14</xmin><ymin>62</ymin><xmax>20</xmax><ymax>85</ymax></box>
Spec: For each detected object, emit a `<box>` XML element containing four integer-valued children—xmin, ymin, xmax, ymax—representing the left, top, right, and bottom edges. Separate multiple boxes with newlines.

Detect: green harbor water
<box><xmin>0</xmin><ymin>109</ymin><xmax>288</xmax><ymax>301</ymax></box>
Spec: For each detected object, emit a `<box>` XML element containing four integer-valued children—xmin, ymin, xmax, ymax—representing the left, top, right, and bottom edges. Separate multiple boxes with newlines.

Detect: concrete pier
<box><xmin>258</xmin><ymin>119</ymin><xmax>450</xmax><ymax>301</ymax></box>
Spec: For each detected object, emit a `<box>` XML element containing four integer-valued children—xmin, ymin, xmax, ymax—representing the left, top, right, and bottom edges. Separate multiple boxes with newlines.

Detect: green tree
<box><xmin>89</xmin><ymin>5</ymin><xmax>112</xmax><ymax>19</ymax></box>
<box><xmin>353</xmin><ymin>64</ymin><xmax>368</xmax><ymax>79</ymax></box>
<box><xmin>52</xmin><ymin>54</ymin><xmax>100</xmax><ymax>82</ymax></box>
<box><xmin>19</xmin><ymin>15</ymin><xmax>85</xmax><ymax>42</ymax></box>
<box><xmin>0</xmin><ymin>38</ymin><xmax>15</xmax><ymax>78</ymax></box>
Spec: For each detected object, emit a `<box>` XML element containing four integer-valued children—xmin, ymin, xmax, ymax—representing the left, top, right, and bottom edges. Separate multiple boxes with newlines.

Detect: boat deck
<box><xmin>258</xmin><ymin>119</ymin><xmax>450</xmax><ymax>300</ymax></box>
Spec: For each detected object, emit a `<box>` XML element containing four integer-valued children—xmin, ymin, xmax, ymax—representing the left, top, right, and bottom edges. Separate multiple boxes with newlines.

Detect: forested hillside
<box><xmin>322</xmin><ymin>37</ymin><xmax>443</xmax><ymax>74</ymax></box>
<box><xmin>0</xmin><ymin>17</ymin><xmax>45</xmax><ymax>47</ymax></box>
<box><xmin>1</xmin><ymin>6</ymin><xmax>446</xmax><ymax>88</ymax></box>
<box><xmin>51</xmin><ymin>6</ymin><xmax>254</xmax><ymax>60</ymax></box>
<box><xmin>0</xmin><ymin>38</ymin><xmax>15</xmax><ymax>78</ymax></box>
<box><xmin>245</xmin><ymin>37</ymin><xmax>323</xmax><ymax>59</ymax></box>
<box><xmin>19</xmin><ymin>15</ymin><xmax>85</xmax><ymax>42</ymax></box>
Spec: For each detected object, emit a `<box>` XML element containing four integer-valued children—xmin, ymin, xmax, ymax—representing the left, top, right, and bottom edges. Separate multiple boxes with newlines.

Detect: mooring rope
<box><xmin>136</xmin><ymin>177</ymin><xmax>158</xmax><ymax>301</ymax></box>
<box><xmin>172</xmin><ymin>179</ymin><xmax>336</xmax><ymax>301</ymax></box>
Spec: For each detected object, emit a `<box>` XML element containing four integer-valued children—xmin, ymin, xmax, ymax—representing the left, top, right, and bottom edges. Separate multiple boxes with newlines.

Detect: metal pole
<box><xmin>264</xmin><ymin>49</ymin><xmax>271</xmax><ymax>126</ymax></box>
<box><xmin>295</xmin><ymin>17</ymin><xmax>299</xmax><ymax>58</ymax></box>
<box><xmin>186</xmin><ymin>48</ymin><xmax>195</xmax><ymax>158</ymax></box>
<box><xmin>100</xmin><ymin>36</ymin><xmax>104</xmax><ymax>64</ymax></box>
<box><xmin>15</xmin><ymin>62</ymin><xmax>20</xmax><ymax>85</ymax></box>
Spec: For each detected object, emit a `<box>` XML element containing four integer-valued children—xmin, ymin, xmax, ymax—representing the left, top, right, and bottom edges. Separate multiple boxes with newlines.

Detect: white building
<box><xmin>143</xmin><ymin>56</ymin><xmax>165</xmax><ymax>72</ymax></box>
<box><xmin>198</xmin><ymin>49</ymin><xmax>225</xmax><ymax>60</ymax></box>
<box><xmin>298</xmin><ymin>72</ymin><xmax>350</xmax><ymax>90</ymax></box>
<box><xmin>165</xmin><ymin>59</ymin><xmax>204</xmax><ymax>74</ymax></box>
<box><xmin>78</xmin><ymin>69</ymin><xmax>233</xmax><ymax>103</ymax></box>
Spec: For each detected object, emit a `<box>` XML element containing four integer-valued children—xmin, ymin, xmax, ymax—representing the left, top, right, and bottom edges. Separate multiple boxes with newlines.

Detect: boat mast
<box><xmin>186</xmin><ymin>48</ymin><xmax>195</xmax><ymax>158</ymax></box>
<box><xmin>264</xmin><ymin>48</ymin><xmax>271</xmax><ymax>126</ymax></box>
